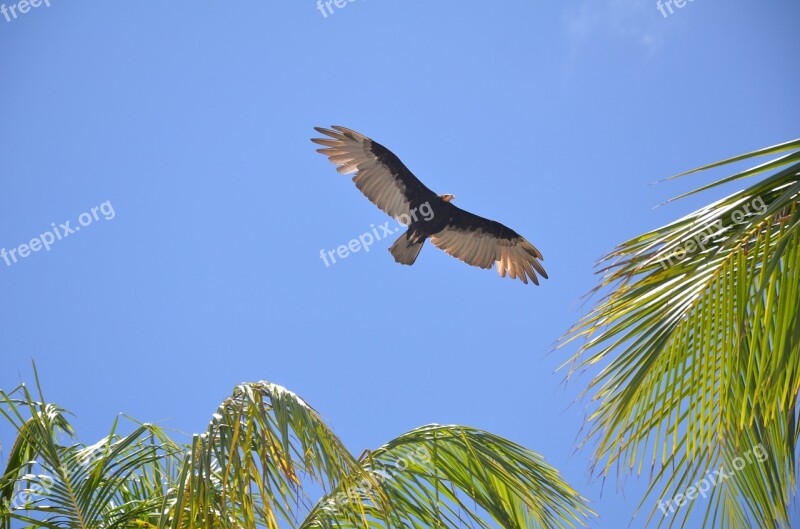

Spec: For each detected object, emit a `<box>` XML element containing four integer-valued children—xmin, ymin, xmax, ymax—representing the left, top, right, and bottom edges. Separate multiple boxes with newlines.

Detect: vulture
<box><xmin>311</xmin><ymin>126</ymin><xmax>548</xmax><ymax>285</ymax></box>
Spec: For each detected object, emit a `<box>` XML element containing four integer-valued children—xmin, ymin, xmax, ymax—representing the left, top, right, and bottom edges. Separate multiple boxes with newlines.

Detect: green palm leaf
<box><xmin>3</xmin><ymin>374</ymin><xmax>593</xmax><ymax>529</ymax></box>
<box><xmin>0</xmin><ymin>376</ymin><xmax>181</xmax><ymax>529</ymax></box>
<box><xmin>162</xmin><ymin>381</ymin><xmax>374</xmax><ymax>529</ymax></box>
<box><xmin>561</xmin><ymin>139</ymin><xmax>800</xmax><ymax>528</ymax></box>
<box><xmin>301</xmin><ymin>424</ymin><xmax>591</xmax><ymax>529</ymax></box>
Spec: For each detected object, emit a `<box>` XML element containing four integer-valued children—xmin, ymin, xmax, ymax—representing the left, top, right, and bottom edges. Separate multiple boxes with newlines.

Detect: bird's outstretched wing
<box><xmin>430</xmin><ymin>206</ymin><xmax>547</xmax><ymax>285</ymax></box>
<box><xmin>312</xmin><ymin>126</ymin><xmax>438</xmax><ymax>219</ymax></box>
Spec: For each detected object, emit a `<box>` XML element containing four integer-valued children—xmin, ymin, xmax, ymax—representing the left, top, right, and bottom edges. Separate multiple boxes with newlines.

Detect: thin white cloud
<box><xmin>564</xmin><ymin>0</ymin><xmax>665</xmax><ymax>55</ymax></box>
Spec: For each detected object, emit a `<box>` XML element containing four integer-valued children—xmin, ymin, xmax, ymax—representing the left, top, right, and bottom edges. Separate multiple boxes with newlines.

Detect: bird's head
<box><xmin>440</xmin><ymin>194</ymin><xmax>456</xmax><ymax>203</ymax></box>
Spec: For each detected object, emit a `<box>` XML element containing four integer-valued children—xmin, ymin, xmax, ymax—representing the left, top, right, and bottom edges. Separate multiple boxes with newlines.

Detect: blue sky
<box><xmin>1</xmin><ymin>0</ymin><xmax>798</xmax><ymax>527</ymax></box>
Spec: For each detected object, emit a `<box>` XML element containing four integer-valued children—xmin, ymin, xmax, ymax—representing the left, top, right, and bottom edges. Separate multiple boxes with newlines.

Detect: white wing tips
<box><xmin>495</xmin><ymin>256</ymin><xmax>544</xmax><ymax>285</ymax></box>
<box><xmin>495</xmin><ymin>237</ymin><xmax>547</xmax><ymax>285</ymax></box>
<box><xmin>312</xmin><ymin>125</ymin><xmax>365</xmax><ymax>143</ymax></box>
<box><xmin>312</xmin><ymin>125</ymin><xmax>370</xmax><ymax>175</ymax></box>
<box><xmin>312</xmin><ymin>126</ymin><xmax>414</xmax><ymax>219</ymax></box>
<box><xmin>330</xmin><ymin>125</ymin><xmax>368</xmax><ymax>139</ymax></box>
<box><xmin>431</xmin><ymin>229</ymin><xmax>547</xmax><ymax>285</ymax></box>
<box><xmin>490</xmin><ymin>237</ymin><xmax>547</xmax><ymax>285</ymax></box>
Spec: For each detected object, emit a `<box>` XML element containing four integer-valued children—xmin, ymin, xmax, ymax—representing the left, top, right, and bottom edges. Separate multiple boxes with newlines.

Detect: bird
<box><xmin>311</xmin><ymin>126</ymin><xmax>548</xmax><ymax>285</ymax></box>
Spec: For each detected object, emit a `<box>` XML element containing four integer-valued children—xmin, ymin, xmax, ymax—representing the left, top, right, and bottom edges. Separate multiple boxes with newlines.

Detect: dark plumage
<box><xmin>312</xmin><ymin>126</ymin><xmax>548</xmax><ymax>284</ymax></box>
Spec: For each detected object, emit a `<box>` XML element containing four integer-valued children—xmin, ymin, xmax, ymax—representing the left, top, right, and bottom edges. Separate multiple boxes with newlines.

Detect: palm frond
<box><xmin>161</xmin><ymin>381</ymin><xmax>375</xmax><ymax>529</ymax></box>
<box><xmin>0</xmin><ymin>379</ymin><xmax>181</xmax><ymax>529</ymax></box>
<box><xmin>301</xmin><ymin>424</ymin><xmax>592</xmax><ymax>529</ymax></box>
<box><xmin>561</xmin><ymin>139</ymin><xmax>800</xmax><ymax>528</ymax></box>
<box><xmin>4</xmin><ymin>376</ymin><xmax>592</xmax><ymax>529</ymax></box>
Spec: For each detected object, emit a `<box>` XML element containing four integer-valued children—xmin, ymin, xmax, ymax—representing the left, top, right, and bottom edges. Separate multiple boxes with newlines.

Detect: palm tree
<box><xmin>0</xmin><ymin>369</ymin><xmax>592</xmax><ymax>529</ymax></box>
<box><xmin>561</xmin><ymin>139</ymin><xmax>800</xmax><ymax>527</ymax></box>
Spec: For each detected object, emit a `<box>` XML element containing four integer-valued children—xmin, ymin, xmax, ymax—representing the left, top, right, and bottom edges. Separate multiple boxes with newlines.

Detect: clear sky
<box><xmin>1</xmin><ymin>1</ymin><xmax>798</xmax><ymax>527</ymax></box>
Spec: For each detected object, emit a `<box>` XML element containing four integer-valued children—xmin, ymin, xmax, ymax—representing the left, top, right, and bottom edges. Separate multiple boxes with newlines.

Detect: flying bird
<box><xmin>312</xmin><ymin>126</ymin><xmax>547</xmax><ymax>285</ymax></box>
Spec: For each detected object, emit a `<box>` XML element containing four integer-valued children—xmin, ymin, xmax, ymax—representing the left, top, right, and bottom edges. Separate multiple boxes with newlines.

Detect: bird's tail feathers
<box><xmin>389</xmin><ymin>232</ymin><xmax>425</xmax><ymax>265</ymax></box>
